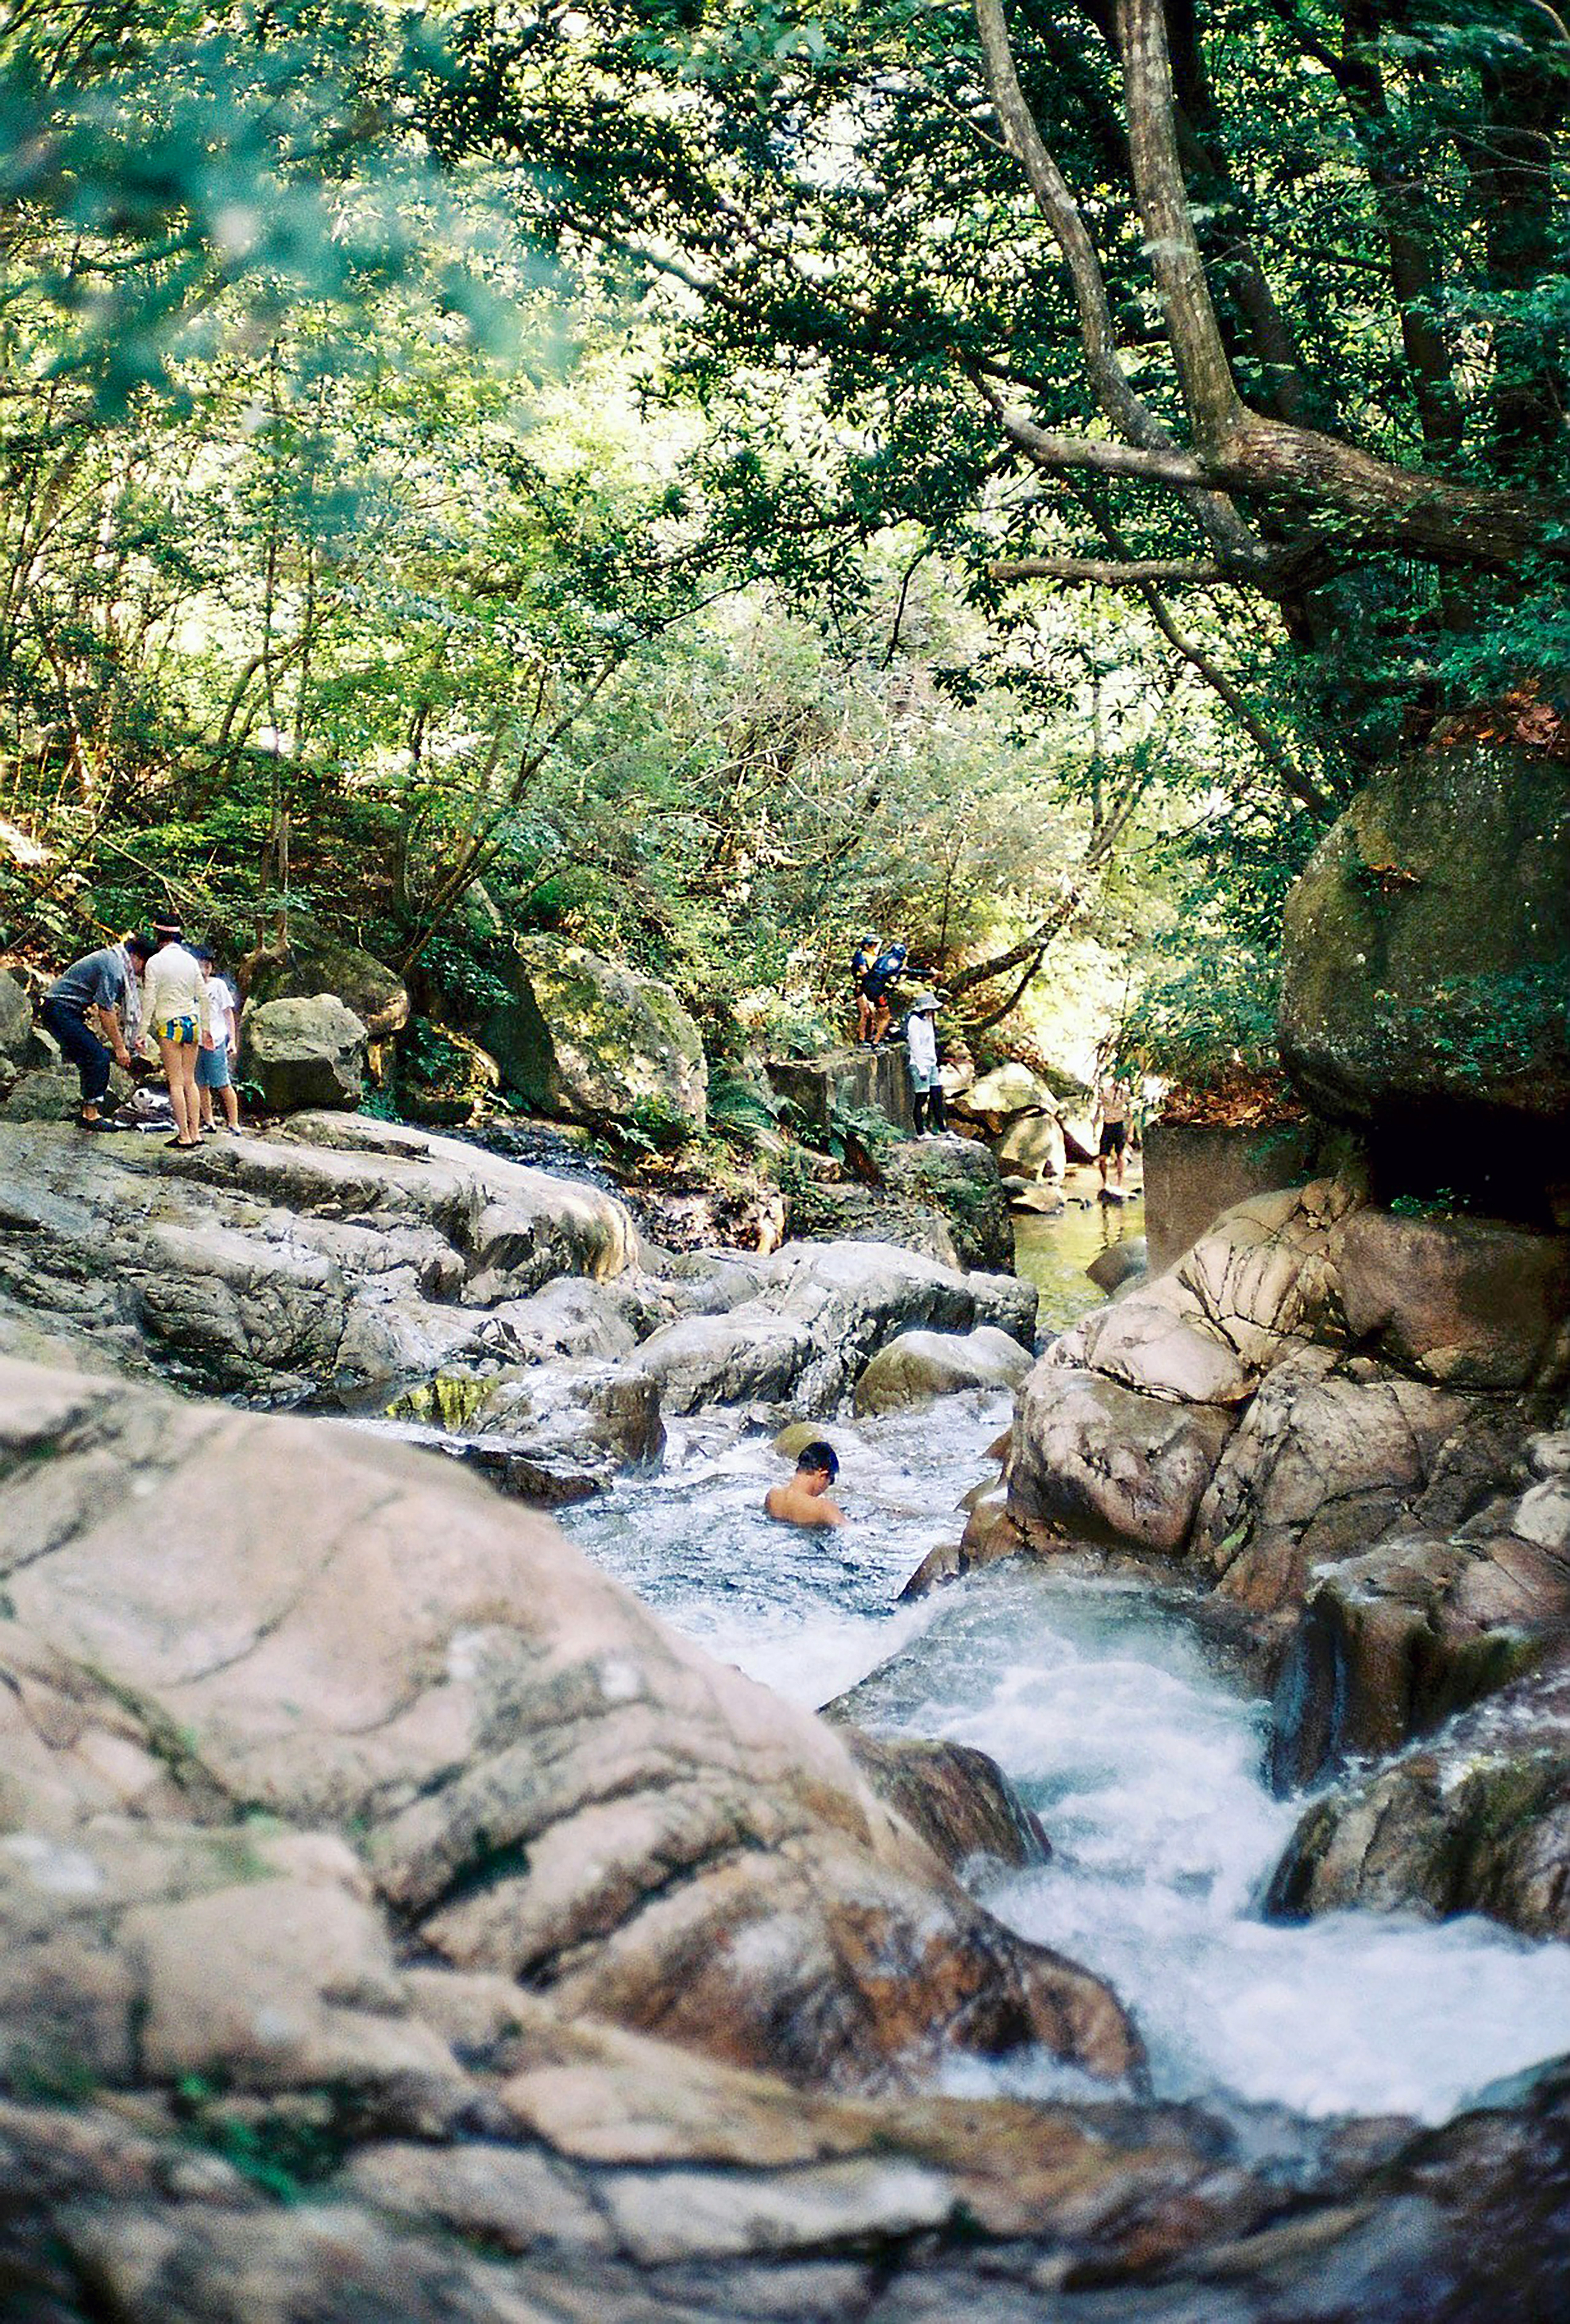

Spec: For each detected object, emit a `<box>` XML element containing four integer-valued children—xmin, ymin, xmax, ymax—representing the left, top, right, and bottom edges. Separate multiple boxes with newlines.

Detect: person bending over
<box><xmin>41</xmin><ymin>932</ymin><xmax>155</xmax><ymax>1128</ymax></box>
<box><xmin>765</xmin><ymin>1441</ymin><xmax>846</xmax><ymax>1529</ymax></box>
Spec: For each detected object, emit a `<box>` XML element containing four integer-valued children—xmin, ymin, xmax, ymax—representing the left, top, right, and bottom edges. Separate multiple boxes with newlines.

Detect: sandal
<box><xmin>164</xmin><ymin>1136</ymin><xmax>200</xmax><ymax>1150</ymax></box>
<box><xmin>78</xmin><ymin>1115</ymin><xmax>117</xmax><ymax>1132</ymax></box>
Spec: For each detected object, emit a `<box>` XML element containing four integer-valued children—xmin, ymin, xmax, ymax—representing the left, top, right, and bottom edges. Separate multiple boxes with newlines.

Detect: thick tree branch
<box><xmin>973</xmin><ymin>0</ymin><xmax>1267</xmax><ymax>575</ymax></box>
<box><xmin>988</xmin><ymin>553</ymin><xmax>1228</xmax><ymax>585</ymax></box>
<box><xmin>1115</xmin><ymin>0</ymin><xmax>1244</xmax><ymax>451</ymax></box>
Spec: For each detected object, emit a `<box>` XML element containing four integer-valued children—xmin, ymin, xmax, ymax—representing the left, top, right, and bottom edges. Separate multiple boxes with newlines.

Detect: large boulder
<box><xmin>882</xmin><ymin>1134</ymin><xmax>1013</xmax><ymax>1270</ymax></box>
<box><xmin>1268</xmin><ymin>1658</ymin><xmax>1570</xmax><ymax>1940</ymax></box>
<box><xmin>952</xmin><ymin>1061</ymin><xmax>1055</xmax><ymax>1136</ymax></box>
<box><xmin>1279</xmin><ymin>735</ymin><xmax>1570</xmax><ymax>1187</ymax></box>
<box><xmin>852</xmin><ymin>1324</ymin><xmax>1034</xmax><ymax>1416</ymax></box>
<box><xmin>993</xmin><ymin>1107</ymin><xmax>1067</xmax><ymax>1183</ymax></box>
<box><xmin>0</xmin><ymin>1355</ymin><xmax>1137</xmax><ymax>2098</ymax></box>
<box><xmin>1189</xmin><ymin>1346</ymin><xmax>1491</xmax><ymax>1623</ymax></box>
<box><xmin>765</xmin><ymin>1042</ymin><xmax>913</xmax><ymax>1136</ymax></box>
<box><xmin>1327</xmin><ymin>1208</ymin><xmax>1570</xmax><ymax>1389</ymax></box>
<box><xmin>247</xmin><ymin>940</ymin><xmax>409</xmax><ymax>1047</ymax></box>
<box><xmin>0</xmin><ymin>965</ymin><xmax>33</xmax><ymax>1096</ymax></box>
<box><xmin>1267</xmin><ymin>1418</ymin><xmax>1570</xmax><ymax>1789</ymax></box>
<box><xmin>1009</xmin><ymin>1364</ymin><xmax>1236</xmax><ymax>1555</ymax></box>
<box><xmin>242</xmin><ymin>993</ymin><xmax>367</xmax><ymax>1113</ymax></box>
<box><xmin>0</xmin><ymin>1116</ymin><xmax>638</xmax><ymax>1398</ymax></box>
<box><xmin>1143</xmin><ymin>1119</ymin><xmax>1321</xmax><ymax>1274</ymax></box>
<box><xmin>484</xmin><ymin>937</ymin><xmax>707</xmax><ymax>1141</ymax></box>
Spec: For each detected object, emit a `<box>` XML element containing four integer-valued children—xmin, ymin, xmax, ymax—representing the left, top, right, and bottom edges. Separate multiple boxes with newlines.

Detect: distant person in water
<box><xmin>851</xmin><ymin>934</ymin><xmax>879</xmax><ymax>1043</ymax></box>
<box><xmin>905</xmin><ymin>991</ymin><xmax>947</xmax><ymax>1137</ymax></box>
<box><xmin>1094</xmin><ymin>1067</ymin><xmax>1133</xmax><ymax>1188</ymax></box>
<box><xmin>41</xmin><ymin>932</ymin><xmax>155</xmax><ymax>1127</ymax></box>
<box><xmin>765</xmin><ymin>1441</ymin><xmax>846</xmax><ymax>1529</ymax></box>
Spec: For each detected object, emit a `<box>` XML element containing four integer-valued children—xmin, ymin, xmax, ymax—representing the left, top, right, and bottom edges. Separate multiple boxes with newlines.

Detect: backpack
<box><xmin>871</xmin><ymin>943</ymin><xmax>907</xmax><ymax>984</ymax></box>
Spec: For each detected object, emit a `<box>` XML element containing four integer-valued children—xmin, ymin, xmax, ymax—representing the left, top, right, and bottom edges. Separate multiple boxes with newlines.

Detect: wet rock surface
<box><xmin>0</xmin><ymin>1354</ymin><xmax>1135</xmax><ymax>2100</ymax></box>
<box><xmin>1004</xmin><ymin>1165</ymin><xmax>1570</xmax><ymax>1941</ymax></box>
<box><xmin>1270</xmin><ymin>1660</ymin><xmax>1570</xmax><ymax>1936</ymax></box>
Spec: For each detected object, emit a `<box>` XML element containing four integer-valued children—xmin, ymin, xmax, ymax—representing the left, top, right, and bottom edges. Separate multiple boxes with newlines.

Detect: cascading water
<box><xmin>563</xmin><ymin>1390</ymin><xmax>1570</xmax><ymax>2133</ymax></box>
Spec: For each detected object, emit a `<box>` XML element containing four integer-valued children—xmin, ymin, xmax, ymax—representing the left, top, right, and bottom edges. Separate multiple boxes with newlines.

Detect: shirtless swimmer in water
<box><xmin>764</xmin><ymin>1441</ymin><xmax>846</xmax><ymax>1529</ymax></box>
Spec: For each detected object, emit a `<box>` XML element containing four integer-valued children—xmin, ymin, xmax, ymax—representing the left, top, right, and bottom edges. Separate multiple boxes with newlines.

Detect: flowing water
<box><xmin>564</xmin><ymin>1383</ymin><xmax>1570</xmax><ymax>2137</ymax></box>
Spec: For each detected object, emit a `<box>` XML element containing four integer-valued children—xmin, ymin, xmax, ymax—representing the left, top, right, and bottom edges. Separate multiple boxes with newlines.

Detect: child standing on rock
<box><xmin>195</xmin><ymin>947</ymin><xmax>241</xmax><ymax>1135</ymax></box>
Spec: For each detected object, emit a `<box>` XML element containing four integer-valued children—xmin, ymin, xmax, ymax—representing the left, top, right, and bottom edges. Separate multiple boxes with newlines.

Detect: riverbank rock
<box><xmin>1279</xmin><ymin>733</ymin><xmax>1570</xmax><ymax>1196</ymax></box>
<box><xmin>853</xmin><ymin>1324</ymin><xmax>1034</xmax><ymax>1416</ymax></box>
<box><xmin>637</xmin><ymin>1239</ymin><xmax>1037</xmax><ymax>1416</ymax></box>
<box><xmin>0</xmin><ymin>1115</ymin><xmax>638</xmax><ymax>1398</ymax></box>
<box><xmin>765</xmin><ymin>1041</ymin><xmax>914</xmax><ymax>1137</ymax></box>
<box><xmin>787</xmin><ymin>1180</ymin><xmax>962</xmax><ymax>1268</ymax></box>
<box><xmin>243</xmin><ymin>993</ymin><xmax>368</xmax><ymax>1112</ymax></box>
<box><xmin>1269</xmin><ymin>1658</ymin><xmax>1570</xmax><ymax>1938</ymax></box>
<box><xmin>1011</xmin><ymin>1367</ymin><xmax>1237</xmax><ymax>1555</ymax></box>
<box><xmin>1329</xmin><ymin>1207</ymin><xmax>1570</xmax><ymax>1388</ymax></box>
<box><xmin>484</xmin><ymin>937</ymin><xmax>707</xmax><ymax>1141</ymax></box>
<box><xmin>1189</xmin><ymin>1347</ymin><xmax>1493</xmax><ymax>1624</ymax></box>
<box><xmin>247</xmin><ymin>939</ymin><xmax>409</xmax><ymax>1054</ymax></box>
<box><xmin>0</xmin><ymin>1353</ymin><xmax>1137</xmax><ymax>2101</ymax></box>
<box><xmin>952</xmin><ymin>1061</ymin><xmax>1055</xmax><ymax>1137</ymax></box>
<box><xmin>882</xmin><ymin>1135</ymin><xmax>1013</xmax><ymax>1271</ymax></box>
<box><xmin>1143</xmin><ymin>1119</ymin><xmax>1322</xmax><ymax>1273</ymax></box>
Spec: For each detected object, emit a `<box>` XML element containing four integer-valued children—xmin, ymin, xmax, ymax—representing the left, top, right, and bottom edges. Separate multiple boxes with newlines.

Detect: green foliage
<box><xmin>1389</xmin><ymin>1189</ymin><xmax>1461</xmax><ymax>1218</ymax></box>
<box><xmin>173</xmin><ymin>2075</ymin><xmax>355</xmax><ymax>2204</ymax></box>
<box><xmin>707</xmin><ymin>1068</ymin><xmax>786</xmax><ymax>1148</ymax></box>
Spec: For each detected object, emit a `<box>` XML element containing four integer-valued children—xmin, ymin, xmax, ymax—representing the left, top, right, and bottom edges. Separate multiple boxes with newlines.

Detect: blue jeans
<box><xmin>41</xmin><ymin>998</ymin><xmax>113</xmax><ymax>1107</ymax></box>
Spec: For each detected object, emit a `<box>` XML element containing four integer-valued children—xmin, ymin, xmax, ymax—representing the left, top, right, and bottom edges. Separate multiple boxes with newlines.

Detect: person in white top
<box><xmin>904</xmin><ymin>992</ymin><xmax>946</xmax><ymax>1138</ymax></box>
<box><xmin>140</xmin><ymin>919</ymin><xmax>208</xmax><ymax>1149</ymax></box>
<box><xmin>195</xmin><ymin>946</ymin><xmax>241</xmax><ymax>1135</ymax></box>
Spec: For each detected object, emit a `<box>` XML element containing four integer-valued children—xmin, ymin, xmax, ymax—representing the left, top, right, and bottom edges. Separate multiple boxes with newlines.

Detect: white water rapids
<box><xmin>563</xmin><ymin>1392</ymin><xmax>1570</xmax><ymax>2133</ymax></box>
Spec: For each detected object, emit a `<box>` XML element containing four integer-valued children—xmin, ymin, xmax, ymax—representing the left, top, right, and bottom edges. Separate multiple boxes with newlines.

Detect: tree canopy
<box><xmin>1</xmin><ymin>0</ymin><xmax>1564</xmax><ymax>1096</ymax></box>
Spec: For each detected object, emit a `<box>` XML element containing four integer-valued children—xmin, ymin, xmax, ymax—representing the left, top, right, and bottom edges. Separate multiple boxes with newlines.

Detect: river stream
<box><xmin>562</xmin><ymin>1215</ymin><xmax>1570</xmax><ymax>2138</ymax></box>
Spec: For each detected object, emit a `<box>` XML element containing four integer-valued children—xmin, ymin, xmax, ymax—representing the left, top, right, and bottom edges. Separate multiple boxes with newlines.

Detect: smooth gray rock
<box><xmin>852</xmin><ymin>1325</ymin><xmax>1034</xmax><ymax>1416</ymax></box>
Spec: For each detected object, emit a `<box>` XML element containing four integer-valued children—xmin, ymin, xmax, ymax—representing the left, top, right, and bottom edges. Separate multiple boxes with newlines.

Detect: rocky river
<box><xmin>2</xmin><ymin>1100</ymin><xmax>1569</xmax><ymax>2320</ymax></box>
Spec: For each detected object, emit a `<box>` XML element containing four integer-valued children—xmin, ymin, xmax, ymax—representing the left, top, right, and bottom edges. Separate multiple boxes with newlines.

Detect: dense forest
<box><xmin>2</xmin><ymin>0</ymin><xmax>1565</xmax><ymax>1107</ymax></box>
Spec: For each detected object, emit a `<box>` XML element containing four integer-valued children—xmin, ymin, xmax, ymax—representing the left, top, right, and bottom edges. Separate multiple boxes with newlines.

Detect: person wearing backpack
<box><xmin>850</xmin><ymin>934</ymin><xmax>879</xmax><ymax>1043</ymax></box>
<box><xmin>862</xmin><ymin>940</ymin><xmax>908</xmax><ymax>1046</ymax></box>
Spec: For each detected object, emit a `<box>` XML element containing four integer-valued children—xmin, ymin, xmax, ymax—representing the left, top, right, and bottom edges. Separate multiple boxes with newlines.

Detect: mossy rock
<box><xmin>1279</xmin><ymin>738</ymin><xmax>1570</xmax><ymax>1174</ymax></box>
<box><xmin>483</xmin><ymin>938</ymin><xmax>707</xmax><ymax>1142</ymax></box>
<box><xmin>249</xmin><ymin>942</ymin><xmax>409</xmax><ymax>1043</ymax></box>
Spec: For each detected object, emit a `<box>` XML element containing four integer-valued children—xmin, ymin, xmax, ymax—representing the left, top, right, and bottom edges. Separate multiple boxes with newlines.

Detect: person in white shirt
<box><xmin>140</xmin><ymin>919</ymin><xmax>208</xmax><ymax>1149</ymax></box>
<box><xmin>905</xmin><ymin>992</ymin><xmax>946</xmax><ymax>1138</ymax></box>
<box><xmin>194</xmin><ymin>946</ymin><xmax>241</xmax><ymax>1135</ymax></box>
